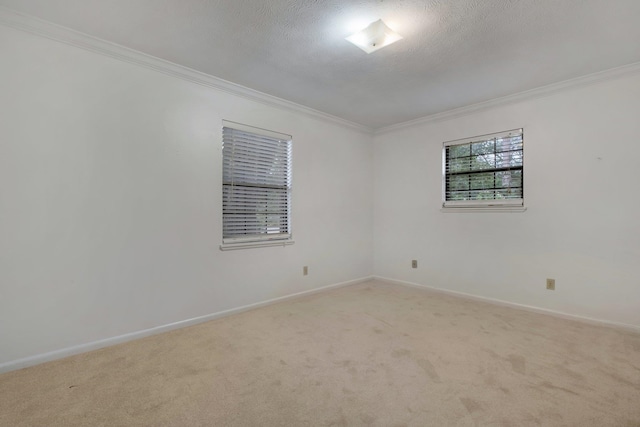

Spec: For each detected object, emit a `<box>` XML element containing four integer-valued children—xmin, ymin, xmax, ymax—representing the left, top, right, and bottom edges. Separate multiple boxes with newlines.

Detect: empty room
<box><xmin>1</xmin><ymin>1</ymin><xmax>639</xmax><ymax>425</ymax></box>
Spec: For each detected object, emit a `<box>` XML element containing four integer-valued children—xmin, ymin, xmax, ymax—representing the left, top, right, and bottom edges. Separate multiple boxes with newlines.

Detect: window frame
<box><xmin>441</xmin><ymin>128</ymin><xmax>526</xmax><ymax>213</ymax></box>
<box><xmin>220</xmin><ymin>120</ymin><xmax>294</xmax><ymax>250</ymax></box>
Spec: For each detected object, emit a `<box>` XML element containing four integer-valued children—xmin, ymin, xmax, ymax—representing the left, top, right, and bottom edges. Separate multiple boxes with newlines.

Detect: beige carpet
<box><xmin>1</xmin><ymin>280</ymin><xmax>639</xmax><ymax>426</ymax></box>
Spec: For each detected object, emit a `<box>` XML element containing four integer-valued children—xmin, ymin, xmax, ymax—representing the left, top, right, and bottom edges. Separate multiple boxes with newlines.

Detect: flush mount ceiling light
<box><xmin>345</xmin><ymin>19</ymin><xmax>403</xmax><ymax>54</ymax></box>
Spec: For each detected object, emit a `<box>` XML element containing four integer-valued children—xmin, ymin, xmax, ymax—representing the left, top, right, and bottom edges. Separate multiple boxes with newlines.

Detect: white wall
<box><xmin>0</xmin><ymin>25</ymin><xmax>373</xmax><ymax>367</ymax></box>
<box><xmin>2</xmin><ymin>16</ymin><xmax>638</xmax><ymax>372</ymax></box>
<box><xmin>373</xmin><ymin>72</ymin><xmax>640</xmax><ymax>328</ymax></box>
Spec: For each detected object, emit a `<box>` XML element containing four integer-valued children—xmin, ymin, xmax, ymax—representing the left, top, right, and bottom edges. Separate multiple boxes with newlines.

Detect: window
<box><xmin>221</xmin><ymin>121</ymin><xmax>293</xmax><ymax>250</ymax></box>
<box><xmin>442</xmin><ymin>129</ymin><xmax>524</xmax><ymax>211</ymax></box>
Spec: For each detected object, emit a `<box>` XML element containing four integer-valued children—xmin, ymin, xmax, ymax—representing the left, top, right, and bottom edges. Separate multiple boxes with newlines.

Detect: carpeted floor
<box><xmin>1</xmin><ymin>279</ymin><xmax>639</xmax><ymax>426</ymax></box>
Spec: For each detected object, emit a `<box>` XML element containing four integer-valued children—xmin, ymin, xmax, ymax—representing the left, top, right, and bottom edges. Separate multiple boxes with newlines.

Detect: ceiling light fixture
<box><xmin>345</xmin><ymin>19</ymin><xmax>402</xmax><ymax>54</ymax></box>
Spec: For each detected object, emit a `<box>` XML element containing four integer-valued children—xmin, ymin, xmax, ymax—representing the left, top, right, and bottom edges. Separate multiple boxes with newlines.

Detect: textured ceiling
<box><xmin>1</xmin><ymin>0</ymin><xmax>639</xmax><ymax>129</ymax></box>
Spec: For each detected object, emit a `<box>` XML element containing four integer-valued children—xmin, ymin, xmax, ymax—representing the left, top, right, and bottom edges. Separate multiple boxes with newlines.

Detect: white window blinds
<box><xmin>443</xmin><ymin>129</ymin><xmax>523</xmax><ymax>208</ymax></box>
<box><xmin>222</xmin><ymin>121</ymin><xmax>292</xmax><ymax>244</ymax></box>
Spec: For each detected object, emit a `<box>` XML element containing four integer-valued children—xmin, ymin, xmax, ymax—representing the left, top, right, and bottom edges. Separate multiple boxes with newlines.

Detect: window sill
<box><xmin>440</xmin><ymin>206</ymin><xmax>527</xmax><ymax>213</ymax></box>
<box><xmin>220</xmin><ymin>239</ymin><xmax>295</xmax><ymax>251</ymax></box>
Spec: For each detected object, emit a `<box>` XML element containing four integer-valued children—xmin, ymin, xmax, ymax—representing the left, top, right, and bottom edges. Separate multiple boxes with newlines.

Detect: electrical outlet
<box><xmin>412</xmin><ymin>260</ymin><xmax>418</xmax><ymax>269</ymax></box>
<box><xmin>303</xmin><ymin>266</ymin><xmax>308</xmax><ymax>276</ymax></box>
<box><xmin>546</xmin><ymin>278</ymin><xmax>555</xmax><ymax>290</ymax></box>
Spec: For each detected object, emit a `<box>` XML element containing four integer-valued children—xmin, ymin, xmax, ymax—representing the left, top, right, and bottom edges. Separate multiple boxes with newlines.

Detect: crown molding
<box><xmin>3</xmin><ymin>6</ymin><xmax>639</xmax><ymax>137</ymax></box>
<box><xmin>375</xmin><ymin>61</ymin><xmax>640</xmax><ymax>135</ymax></box>
<box><xmin>0</xmin><ymin>6</ymin><xmax>372</xmax><ymax>135</ymax></box>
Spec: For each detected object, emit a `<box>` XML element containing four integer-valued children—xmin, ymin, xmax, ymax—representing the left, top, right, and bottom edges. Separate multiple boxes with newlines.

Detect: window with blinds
<box><xmin>222</xmin><ymin>121</ymin><xmax>292</xmax><ymax>247</ymax></box>
<box><xmin>443</xmin><ymin>129</ymin><xmax>523</xmax><ymax>209</ymax></box>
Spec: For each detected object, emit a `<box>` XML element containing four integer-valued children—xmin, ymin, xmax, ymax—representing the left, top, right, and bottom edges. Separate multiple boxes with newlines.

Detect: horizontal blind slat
<box><xmin>222</xmin><ymin>124</ymin><xmax>292</xmax><ymax>241</ymax></box>
<box><xmin>443</xmin><ymin>129</ymin><xmax>524</xmax><ymax>205</ymax></box>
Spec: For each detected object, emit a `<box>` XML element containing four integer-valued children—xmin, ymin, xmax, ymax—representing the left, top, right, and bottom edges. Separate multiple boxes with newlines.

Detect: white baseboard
<box><xmin>374</xmin><ymin>276</ymin><xmax>640</xmax><ymax>334</ymax></box>
<box><xmin>0</xmin><ymin>276</ymin><xmax>373</xmax><ymax>374</ymax></box>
